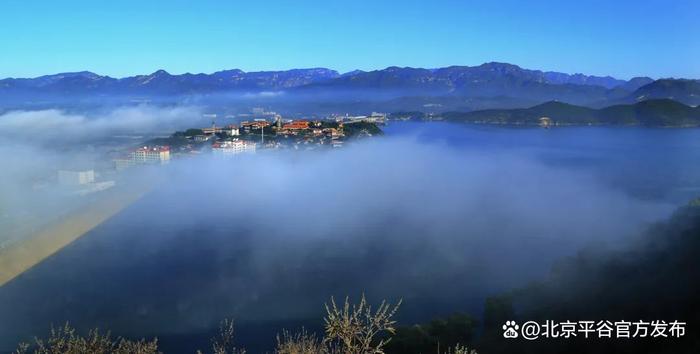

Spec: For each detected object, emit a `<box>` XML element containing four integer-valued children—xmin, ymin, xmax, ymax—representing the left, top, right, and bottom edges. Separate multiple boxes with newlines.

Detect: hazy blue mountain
<box><xmin>542</xmin><ymin>71</ymin><xmax>625</xmax><ymax>89</ymax></box>
<box><xmin>0</xmin><ymin>71</ymin><xmax>118</xmax><ymax>94</ymax></box>
<box><xmin>0</xmin><ymin>68</ymin><xmax>340</xmax><ymax>96</ymax></box>
<box><xmin>209</xmin><ymin>68</ymin><xmax>340</xmax><ymax>89</ymax></box>
<box><xmin>296</xmin><ymin>63</ymin><xmax>637</xmax><ymax>105</ymax></box>
<box><xmin>340</xmin><ymin>69</ymin><xmax>366</xmax><ymax>77</ymax></box>
<box><xmin>441</xmin><ymin>99</ymin><xmax>700</xmax><ymax>127</ymax></box>
<box><xmin>619</xmin><ymin>76</ymin><xmax>654</xmax><ymax>91</ymax></box>
<box><xmin>0</xmin><ymin>63</ymin><xmax>639</xmax><ymax>97</ymax></box>
<box><xmin>627</xmin><ymin>79</ymin><xmax>700</xmax><ymax>106</ymax></box>
<box><xmin>1</xmin><ymin>63</ymin><xmax>698</xmax><ymax>110</ymax></box>
<box><xmin>7</xmin><ymin>71</ymin><xmax>109</xmax><ymax>87</ymax></box>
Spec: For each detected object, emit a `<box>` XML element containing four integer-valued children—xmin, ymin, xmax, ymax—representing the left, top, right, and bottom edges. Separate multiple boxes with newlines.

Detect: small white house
<box><xmin>58</xmin><ymin>170</ymin><xmax>95</xmax><ymax>186</ymax></box>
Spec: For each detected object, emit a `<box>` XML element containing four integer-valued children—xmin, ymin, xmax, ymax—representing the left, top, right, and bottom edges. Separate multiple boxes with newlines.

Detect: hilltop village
<box><xmin>113</xmin><ymin>113</ymin><xmax>386</xmax><ymax>169</ymax></box>
<box><xmin>8</xmin><ymin>112</ymin><xmax>386</xmax><ymax>211</ymax></box>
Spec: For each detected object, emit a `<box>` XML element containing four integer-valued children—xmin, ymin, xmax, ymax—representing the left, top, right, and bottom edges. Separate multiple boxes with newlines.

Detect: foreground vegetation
<box><xmin>13</xmin><ymin>295</ymin><xmax>474</xmax><ymax>354</ymax></box>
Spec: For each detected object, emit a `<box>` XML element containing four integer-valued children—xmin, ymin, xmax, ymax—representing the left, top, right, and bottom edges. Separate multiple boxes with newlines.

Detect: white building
<box><xmin>129</xmin><ymin>146</ymin><xmax>170</xmax><ymax>164</ymax></box>
<box><xmin>58</xmin><ymin>170</ymin><xmax>95</xmax><ymax>186</ymax></box>
<box><xmin>193</xmin><ymin>135</ymin><xmax>212</xmax><ymax>142</ymax></box>
<box><xmin>227</xmin><ymin>125</ymin><xmax>240</xmax><ymax>136</ymax></box>
<box><xmin>202</xmin><ymin>127</ymin><xmax>223</xmax><ymax>135</ymax></box>
<box><xmin>211</xmin><ymin>139</ymin><xmax>256</xmax><ymax>155</ymax></box>
<box><xmin>116</xmin><ymin>146</ymin><xmax>170</xmax><ymax>170</ymax></box>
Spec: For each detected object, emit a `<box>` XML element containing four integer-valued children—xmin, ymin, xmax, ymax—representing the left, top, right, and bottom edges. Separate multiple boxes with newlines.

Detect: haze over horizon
<box><xmin>1</xmin><ymin>0</ymin><xmax>699</xmax><ymax>80</ymax></box>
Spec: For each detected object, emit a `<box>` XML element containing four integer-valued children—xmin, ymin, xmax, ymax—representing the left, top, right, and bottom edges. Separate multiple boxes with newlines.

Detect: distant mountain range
<box><xmin>1</xmin><ymin>63</ymin><xmax>698</xmax><ymax>111</ymax></box>
<box><xmin>0</xmin><ymin>68</ymin><xmax>340</xmax><ymax>95</ymax></box>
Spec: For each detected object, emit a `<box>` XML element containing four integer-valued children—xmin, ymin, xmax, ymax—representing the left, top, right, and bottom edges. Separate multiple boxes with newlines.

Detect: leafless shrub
<box><xmin>13</xmin><ymin>297</ymin><xmax>476</xmax><ymax>354</ymax></box>
<box><xmin>114</xmin><ymin>338</ymin><xmax>160</xmax><ymax>354</ymax></box>
<box><xmin>203</xmin><ymin>319</ymin><xmax>245</xmax><ymax>354</ymax></box>
<box><xmin>322</xmin><ymin>294</ymin><xmax>401</xmax><ymax>354</ymax></box>
<box><xmin>444</xmin><ymin>344</ymin><xmax>477</xmax><ymax>354</ymax></box>
<box><xmin>13</xmin><ymin>322</ymin><xmax>159</xmax><ymax>354</ymax></box>
<box><xmin>13</xmin><ymin>342</ymin><xmax>29</xmax><ymax>354</ymax></box>
<box><xmin>275</xmin><ymin>328</ymin><xmax>326</xmax><ymax>354</ymax></box>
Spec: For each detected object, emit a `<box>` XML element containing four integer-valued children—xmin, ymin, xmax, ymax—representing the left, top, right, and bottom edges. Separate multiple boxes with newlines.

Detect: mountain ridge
<box><xmin>0</xmin><ymin>63</ymin><xmax>661</xmax><ymax>92</ymax></box>
<box><xmin>1</xmin><ymin>63</ymin><xmax>697</xmax><ymax>109</ymax></box>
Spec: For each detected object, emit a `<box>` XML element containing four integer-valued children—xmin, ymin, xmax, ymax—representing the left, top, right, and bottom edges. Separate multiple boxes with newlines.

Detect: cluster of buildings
<box><xmin>238</xmin><ymin>116</ymin><xmax>348</xmax><ymax>148</ymax></box>
<box><xmin>192</xmin><ymin>124</ymin><xmax>240</xmax><ymax>142</ymax></box>
<box><xmin>275</xmin><ymin>119</ymin><xmax>346</xmax><ymax>148</ymax></box>
<box><xmin>35</xmin><ymin>110</ymin><xmax>383</xmax><ymax>207</ymax></box>
<box><xmin>241</xmin><ymin>120</ymin><xmax>271</xmax><ymax>132</ymax></box>
<box><xmin>112</xmin><ymin>111</ymin><xmax>383</xmax><ymax>171</ymax></box>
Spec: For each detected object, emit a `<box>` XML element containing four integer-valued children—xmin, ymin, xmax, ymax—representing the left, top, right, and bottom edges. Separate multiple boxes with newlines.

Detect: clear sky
<box><xmin>1</xmin><ymin>0</ymin><xmax>698</xmax><ymax>79</ymax></box>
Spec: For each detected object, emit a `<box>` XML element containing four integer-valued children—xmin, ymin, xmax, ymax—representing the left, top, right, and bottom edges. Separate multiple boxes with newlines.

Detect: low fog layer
<box><xmin>0</xmin><ymin>106</ymin><xmax>201</xmax><ymax>144</ymax></box>
<box><xmin>0</xmin><ymin>106</ymin><xmax>203</xmax><ymax>243</ymax></box>
<box><xmin>0</xmin><ymin>113</ymin><xmax>678</xmax><ymax>351</ymax></box>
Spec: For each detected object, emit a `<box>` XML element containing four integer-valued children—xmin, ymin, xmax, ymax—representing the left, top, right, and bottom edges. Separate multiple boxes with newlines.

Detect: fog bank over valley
<box><xmin>0</xmin><ymin>106</ymin><xmax>202</xmax><ymax>144</ymax></box>
<box><xmin>0</xmin><ymin>108</ymin><xmax>684</xmax><ymax>351</ymax></box>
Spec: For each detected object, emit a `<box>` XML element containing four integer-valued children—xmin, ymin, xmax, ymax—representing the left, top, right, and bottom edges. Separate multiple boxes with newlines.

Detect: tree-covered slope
<box><xmin>441</xmin><ymin>99</ymin><xmax>700</xmax><ymax>127</ymax></box>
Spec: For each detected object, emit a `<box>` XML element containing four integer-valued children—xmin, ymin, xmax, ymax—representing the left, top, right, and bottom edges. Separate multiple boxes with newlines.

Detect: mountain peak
<box><xmin>150</xmin><ymin>69</ymin><xmax>170</xmax><ymax>76</ymax></box>
<box><xmin>531</xmin><ymin>100</ymin><xmax>580</xmax><ymax>109</ymax></box>
<box><xmin>341</xmin><ymin>69</ymin><xmax>365</xmax><ymax>77</ymax></box>
<box><xmin>478</xmin><ymin>62</ymin><xmax>522</xmax><ymax>70</ymax></box>
<box><xmin>61</xmin><ymin>71</ymin><xmax>102</xmax><ymax>78</ymax></box>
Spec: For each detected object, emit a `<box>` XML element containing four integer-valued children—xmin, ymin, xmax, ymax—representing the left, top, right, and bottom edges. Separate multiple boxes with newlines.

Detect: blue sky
<box><xmin>1</xmin><ymin>0</ymin><xmax>698</xmax><ymax>79</ymax></box>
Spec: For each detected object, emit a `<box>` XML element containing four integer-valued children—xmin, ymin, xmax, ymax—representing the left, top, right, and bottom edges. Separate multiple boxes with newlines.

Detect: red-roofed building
<box><xmin>241</xmin><ymin>121</ymin><xmax>271</xmax><ymax>130</ymax></box>
<box><xmin>282</xmin><ymin>120</ymin><xmax>310</xmax><ymax>130</ymax></box>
